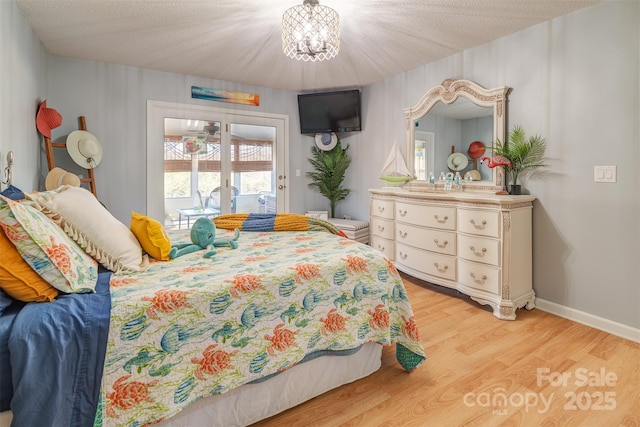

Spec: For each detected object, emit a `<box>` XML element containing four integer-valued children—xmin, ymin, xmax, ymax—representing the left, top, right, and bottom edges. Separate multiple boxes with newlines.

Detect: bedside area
<box><xmin>326</xmin><ymin>217</ymin><xmax>370</xmax><ymax>244</ymax></box>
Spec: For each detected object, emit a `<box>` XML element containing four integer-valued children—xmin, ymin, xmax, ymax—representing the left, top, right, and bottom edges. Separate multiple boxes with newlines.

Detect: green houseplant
<box><xmin>306</xmin><ymin>139</ymin><xmax>351</xmax><ymax>218</ymax></box>
<box><xmin>491</xmin><ymin>125</ymin><xmax>548</xmax><ymax>194</ymax></box>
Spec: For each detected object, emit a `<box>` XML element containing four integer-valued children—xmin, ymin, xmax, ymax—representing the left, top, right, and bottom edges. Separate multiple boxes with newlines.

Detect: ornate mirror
<box><xmin>404</xmin><ymin>79</ymin><xmax>510</xmax><ymax>192</ymax></box>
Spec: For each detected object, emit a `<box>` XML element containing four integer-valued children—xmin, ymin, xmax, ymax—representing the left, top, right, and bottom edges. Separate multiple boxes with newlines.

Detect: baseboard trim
<box><xmin>535</xmin><ymin>298</ymin><xmax>640</xmax><ymax>344</ymax></box>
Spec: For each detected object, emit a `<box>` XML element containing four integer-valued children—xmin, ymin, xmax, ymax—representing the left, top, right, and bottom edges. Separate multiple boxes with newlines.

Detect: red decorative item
<box><xmin>467</xmin><ymin>141</ymin><xmax>486</xmax><ymax>159</ymax></box>
<box><xmin>36</xmin><ymin>100</ymin><xmax>63</xmax><ymax>138</ymax></box>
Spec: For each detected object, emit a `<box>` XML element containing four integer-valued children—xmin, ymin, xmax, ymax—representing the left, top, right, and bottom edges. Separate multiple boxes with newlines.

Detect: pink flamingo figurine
<box><xmin>481</xmin><ymin>156</ymin><xmax>512</xmax><ymax>168</ymax></box>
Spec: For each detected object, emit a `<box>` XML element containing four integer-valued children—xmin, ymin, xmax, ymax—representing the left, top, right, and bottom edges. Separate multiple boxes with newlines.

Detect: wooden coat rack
<box><xmin>44</xmin><ymin>116</ymin><xmax>97</xmax><ymax>196</ymax></box>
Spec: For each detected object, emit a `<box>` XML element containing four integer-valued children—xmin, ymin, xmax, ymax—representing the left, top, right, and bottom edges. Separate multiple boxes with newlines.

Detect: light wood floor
<box><xmin>254</xmin><ymin>274</ymin><xmax>640</xmax><ymax>427</ymax></box>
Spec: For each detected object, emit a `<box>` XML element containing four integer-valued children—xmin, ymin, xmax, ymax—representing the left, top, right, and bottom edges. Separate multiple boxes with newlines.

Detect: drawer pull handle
<box><xmin>377</xmin><ymin>206</ymin><xmax>385</xmax><ymax>213</ymax></box>
<box><xmin>398</xmin><ymin>209</ymin><xmax>407</xmax><ymax>216</ymax></box>
<box><xmin>470</xmin><ymin>272</ymin><xmax>488</xmax><ymax>284</ymax></box>
<box><xmin>434</xmin><ymin>239</ymin><xmax>448</xmax><ymax>248</ymax></box>
<box><xmin>377</xmin><ymin>244</ymin><xmax>385</xmax><ymax>251</ymax></box>
<box><xmin>398</xmin><ymin>230</ymin><xmax>407</xmax><ymax>238</ymax></box>
<box><xmin>434</xmin><ymin>263</ymin><xmax>448</xmax><ymax>273</ymax></box>
<box><xmin>399</xmin><ymin>251</ymin><xmax>407</xmax><ymax>260</ymax></box>
<box><xmin>470</xmin><ymin>246</ymin><xmax>487</xmax><ymax>256</ymax></box>
<box><xmin>377</xmin><ymin>225</ymin><xmax>385</xmax><ymax>232</ymax></box>
<box><xmin>469</xmin><ymin>219</ymin><xmax>487</xmax><ymax>229</ymax></box>
<box><xmin>434</xmin><ymin>215</ymin><xmax>449</xmax><ymax>223</ymax></box>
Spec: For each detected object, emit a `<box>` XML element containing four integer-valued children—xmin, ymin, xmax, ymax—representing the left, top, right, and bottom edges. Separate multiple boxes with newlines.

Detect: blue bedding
<box><xmin>0</xmin><ymin>268</ymin><xmax>111</xmax><ymax>427</ymax></box>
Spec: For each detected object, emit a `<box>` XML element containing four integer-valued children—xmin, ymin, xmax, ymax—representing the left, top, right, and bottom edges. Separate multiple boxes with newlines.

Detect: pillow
<box><xmin>130</xmin><ymin>211</ymin><xmax>171</xmax><ymax>261</ymax></box>
<box><xmin>0</xmin><ymin>195</ymin><xmax>97</xmax><ymax>294</ymax></box>
<box><xmin>28</xmin><ymin>186</ymin><xmax>148</xmax><ymax>273</ymax></box>
<box><xmin>0</xmin><ymin>227</ymin><xmax>59</xmax><ymax>302</ymax></box>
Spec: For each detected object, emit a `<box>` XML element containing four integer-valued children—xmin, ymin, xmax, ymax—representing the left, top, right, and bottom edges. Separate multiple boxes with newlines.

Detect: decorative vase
<box><xmin>509</xmin><ymin>184</ymin><xmax>522</xmax><ymax>195</ymax></box>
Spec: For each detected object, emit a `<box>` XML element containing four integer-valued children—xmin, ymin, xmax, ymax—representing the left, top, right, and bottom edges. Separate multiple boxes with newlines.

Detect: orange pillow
<box><xmin>0</xmin><ymin>227</ymin><xmax>59</xmax><ymax>302</ymax></box>
<box><xmin>130</xmin><ymin>211</ymin><xmax>172</xmax><ymax>261</ymax></box>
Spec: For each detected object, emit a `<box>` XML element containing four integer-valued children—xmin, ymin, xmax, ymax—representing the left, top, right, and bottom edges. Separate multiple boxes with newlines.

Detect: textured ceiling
<box><xmin>16</xmin><ymin>0</ymin><xmax>599</xmax><ymax>92</ymax></box>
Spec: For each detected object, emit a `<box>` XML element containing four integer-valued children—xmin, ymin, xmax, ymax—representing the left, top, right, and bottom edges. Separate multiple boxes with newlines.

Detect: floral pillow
<box><xmin>0</xmin><ymin>195</ymin><xmax>97</xmax><ymax>294</ymax></box>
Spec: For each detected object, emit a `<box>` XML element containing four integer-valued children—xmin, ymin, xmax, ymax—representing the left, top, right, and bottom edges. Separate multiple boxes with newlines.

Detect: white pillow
<box><xmin>29</xmin><ymin>186</ymin><xmax>148</xmax><ymax>273</ymax></box>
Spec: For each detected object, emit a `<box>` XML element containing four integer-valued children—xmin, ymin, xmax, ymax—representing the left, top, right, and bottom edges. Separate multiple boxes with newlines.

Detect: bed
<box><xmin>0</xmin><ymin>187</ymin><xmax>426</xmax><ymax>427</ymax></box>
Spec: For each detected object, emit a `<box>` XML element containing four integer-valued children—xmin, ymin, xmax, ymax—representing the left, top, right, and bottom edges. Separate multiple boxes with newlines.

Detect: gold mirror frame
<box><xmin>404</xmin><ymin>79</ymin><xmax>511</xmax><ymax>192</ymax></box>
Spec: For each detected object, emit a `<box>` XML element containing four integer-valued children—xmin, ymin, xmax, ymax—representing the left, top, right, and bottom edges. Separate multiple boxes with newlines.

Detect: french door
<box><xmin>147</xmin><ymin>101</ymin><xmax>288</xmax><ymax>225</ymax></box>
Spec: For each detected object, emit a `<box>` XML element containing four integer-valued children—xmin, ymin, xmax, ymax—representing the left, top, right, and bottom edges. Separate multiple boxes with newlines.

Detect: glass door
<box><xmin>163</xmin><ymin>118</ymin><xmax>223</xmax><ymax>229</ymax></box>
<box><xmin>147</xmin><ymin>100</ymin><xmax>289</xmax><ymax>225</ymax></box>
<box><xmin>228</xmin><ymin>121</ymin><xmax>277</xmax><ymax>215</ymax></box>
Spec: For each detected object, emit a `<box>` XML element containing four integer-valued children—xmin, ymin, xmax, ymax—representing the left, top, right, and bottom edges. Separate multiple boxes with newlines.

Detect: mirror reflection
<box><xmin>404</xmin><ymin>79</ymin><xmax>510</xmax><ymax>191</ymax></box>
<box><xmin>414</xmin><ymin>97</ymin><xmax>493</xmax><ymax>182</ymax></box>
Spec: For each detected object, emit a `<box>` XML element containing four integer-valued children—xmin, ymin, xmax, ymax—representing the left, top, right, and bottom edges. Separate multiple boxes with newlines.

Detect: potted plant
<box><xmin>490</xmin><ymin>125</ymin><xmax>548</xmax><ymax>195</ymax></box>
<box><xmin>306</xmin><ymin>138</ymin><xmax>351</xmax><ymax>218</ymax></box>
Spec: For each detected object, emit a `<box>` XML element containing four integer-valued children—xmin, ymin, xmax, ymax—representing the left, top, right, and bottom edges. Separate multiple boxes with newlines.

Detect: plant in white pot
<box><xmin>490</xmin><ymin>125</ymin><xmax>548</xmax><ymax>194</ymax></box>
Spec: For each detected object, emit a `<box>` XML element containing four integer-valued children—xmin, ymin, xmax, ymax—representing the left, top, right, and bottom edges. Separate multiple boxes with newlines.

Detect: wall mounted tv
<box><xmin>298</xmin><ymin>89</ymin><xmax>361</xmax><ymax>134</ymax></box>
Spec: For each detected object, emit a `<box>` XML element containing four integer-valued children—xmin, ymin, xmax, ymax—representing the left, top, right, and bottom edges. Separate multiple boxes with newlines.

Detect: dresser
<box><xmin>369</xmin><ymin>188</ymin><xmax>536</xmax><ymax>320</ymax></box>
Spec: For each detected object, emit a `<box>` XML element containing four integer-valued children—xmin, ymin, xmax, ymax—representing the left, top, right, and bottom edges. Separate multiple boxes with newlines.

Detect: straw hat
<box><xmin>447</xmin><ymin>152</ymin><xmax>469</xmax><ymax>171</ymax></box>
<box><xmin>36</xmin><ymin>100</ymin><xmax>63</xmax><ymax>138</ymax></box>
<box><xmin>314</xmin><ymin>132</ymin><xmax>338</xmax><ymax>151</ymax></box>
<box><xmin>45</xmin><ymin>167</ymin><xmax>81</xmax><ymax>191</ymax></box>
<box><xmin>66</xmin><ymin>130</ymin><xmax>103</xmax><ymax>169</ymax></box>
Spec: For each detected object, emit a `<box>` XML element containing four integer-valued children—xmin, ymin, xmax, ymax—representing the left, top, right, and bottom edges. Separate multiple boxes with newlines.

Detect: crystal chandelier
<box><xmin>282</xmin><ymin>0</ymin><xmax>340</xmax><ymax>62</ymax></box>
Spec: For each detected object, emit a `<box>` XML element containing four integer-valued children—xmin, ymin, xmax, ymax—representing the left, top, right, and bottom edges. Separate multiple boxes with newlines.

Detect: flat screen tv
<box><xmin>298</xmin><ymin>89</ymin><xmax>361</xmax><ymax>134</ymax></box>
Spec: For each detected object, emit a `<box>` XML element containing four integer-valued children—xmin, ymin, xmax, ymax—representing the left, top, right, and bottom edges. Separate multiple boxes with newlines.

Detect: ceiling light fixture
<box><xmin>282</xmin><ymin>0</ymin><xmax>340</xmax><ymax>62</ymax></box>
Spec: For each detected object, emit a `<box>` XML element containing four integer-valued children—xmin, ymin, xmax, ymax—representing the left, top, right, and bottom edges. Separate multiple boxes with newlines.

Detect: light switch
<box><xmin>594</xmin><ymin>165</ymin><xmax>616</xmax><ymax>183</ymax></box>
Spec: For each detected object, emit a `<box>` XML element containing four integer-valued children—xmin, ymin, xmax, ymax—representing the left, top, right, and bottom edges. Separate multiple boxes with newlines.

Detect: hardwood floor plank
<box><xmin>253</xmin><ymin>276</ymin><xmax>639</xmax><ymax>426</ymax></box>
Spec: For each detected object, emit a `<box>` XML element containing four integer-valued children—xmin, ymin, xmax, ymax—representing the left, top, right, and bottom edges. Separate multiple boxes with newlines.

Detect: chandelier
<box><xmin>282</xmin><ymin>0</ymin><xmax>340</xmax><ymax>62</ymax></box>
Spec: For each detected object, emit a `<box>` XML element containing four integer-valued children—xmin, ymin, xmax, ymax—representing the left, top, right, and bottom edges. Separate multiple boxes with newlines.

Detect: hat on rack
<box><xmin>36</xmin><ymin>100</ymin><xmax>63</xmax><ymax>138</ymax></box>
<box><xmin>447</xmin><ymin>152</ymin><xmax>469</xmax><ymax>171</ymax></box>
<box><xmin>45</xmin><ymin>167</ymin><xmax>81</xmax><ymax>191</ymax></box>
<box><xmin>314</xmin><ymin>132</ymin><xmax>338</xmax><ymax>151</ymax></box>
<box><xmin>467</xmin><ymin>141</ymin><xmax>486</xmax><ymax>159</ymax></box>
<box><xmin>66</xmin><ymin>130</ymin><xmax>103</xmax><ymax>169</ymax></box>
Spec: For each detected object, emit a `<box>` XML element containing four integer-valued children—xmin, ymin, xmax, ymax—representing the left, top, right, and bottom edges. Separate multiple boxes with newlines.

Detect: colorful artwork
<box><xmin>191</xmin><ymin>86</ymin><xmax>260</xmax><ymax>106</ymax></box>
<box><xmin>182</xmin><ymin>135</ymin><xmax>207</xmax><ymax>155</ymax></box>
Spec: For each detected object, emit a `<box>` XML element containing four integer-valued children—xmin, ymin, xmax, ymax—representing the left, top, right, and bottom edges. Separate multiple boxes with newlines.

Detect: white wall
<box><xmin>1</xmin><ymin>1</ymin><xmax>638</xmax><ymax>330</ymax></box>
<box><xmin>0</xmin><ymin>1</ymin><xmax>47</xmax><ymax>191</ymax></box>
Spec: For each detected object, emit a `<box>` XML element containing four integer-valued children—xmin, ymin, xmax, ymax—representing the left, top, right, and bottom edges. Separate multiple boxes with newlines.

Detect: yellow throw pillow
<box><xmin>130</xmin><ymin>211</ymin><xmax>171</xmax><ymax>261</ymax></box>
<box><xmin>0</xmin><ymin>227</ymin><xmax>59</xmax><ymax>302</ymax></box>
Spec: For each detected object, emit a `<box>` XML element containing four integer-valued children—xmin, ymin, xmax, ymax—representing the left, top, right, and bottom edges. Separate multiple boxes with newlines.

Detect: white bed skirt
<box><xmin>158</xmin><ymin>343</ymin><xmax>382</xmax><ymax>427</ymax></box>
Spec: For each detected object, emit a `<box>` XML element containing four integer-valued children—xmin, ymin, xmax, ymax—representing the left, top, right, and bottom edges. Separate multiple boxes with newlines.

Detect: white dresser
<box><xmin>369</xmin><ymin>188</ymin><xmax>536</xmax><ymax>320</ymax></box>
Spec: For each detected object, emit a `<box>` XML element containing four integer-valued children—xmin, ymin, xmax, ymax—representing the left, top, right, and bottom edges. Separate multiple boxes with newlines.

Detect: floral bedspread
<box><xmin>96</xmin><ymin>229</ymin><xmax>426</xmax><ymax>426</ymax></box>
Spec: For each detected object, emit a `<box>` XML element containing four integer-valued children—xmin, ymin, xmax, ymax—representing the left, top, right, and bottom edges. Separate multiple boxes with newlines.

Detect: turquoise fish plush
<box><xmin>170</xmin><ymin>217</ymin><xmax>240</xmax><ymax>259</ymax></box>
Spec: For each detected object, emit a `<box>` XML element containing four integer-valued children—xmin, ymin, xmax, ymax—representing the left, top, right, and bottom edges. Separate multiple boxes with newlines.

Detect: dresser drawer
<box><xmin>371</xmin><ymin>235</ymin><xmax>395</xmax><ymax>260</ymax></box>
<box><xmin>457</xmin><ymin>234</ymin><xmax>500</xmax><ymax>266</ymax></box>
<box><xmin>457</xmin><ymin>209</ymin><xmax>500</xmax><ymax>238</ymax></box>
<box><xmin>396</xmin><ymin>202</ymin><xmax>456</xmax><ymax>230</ymax></box>
<box><xmin>458</xmin><ymin>259</ymin><xmax>500</xmax><ymax>295</ymax></box>
<box><xmin>370</xmin><ymin>217</ymin><xmax>394</xmax><ymax>240</ymax></box>
<box><xmin>371</xmin><ymin>198</ymin><xmax>394</xmax><ymax>220</ymax></box>
<box><xmin>396</xmin><ymin>223</ymin><xmax>456</xmax><ymax>255</ymax></box>
<box><xmin>396</xmin><ymin>243</ymin><xmax>456</xmax><ymax>281</ymax></box>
